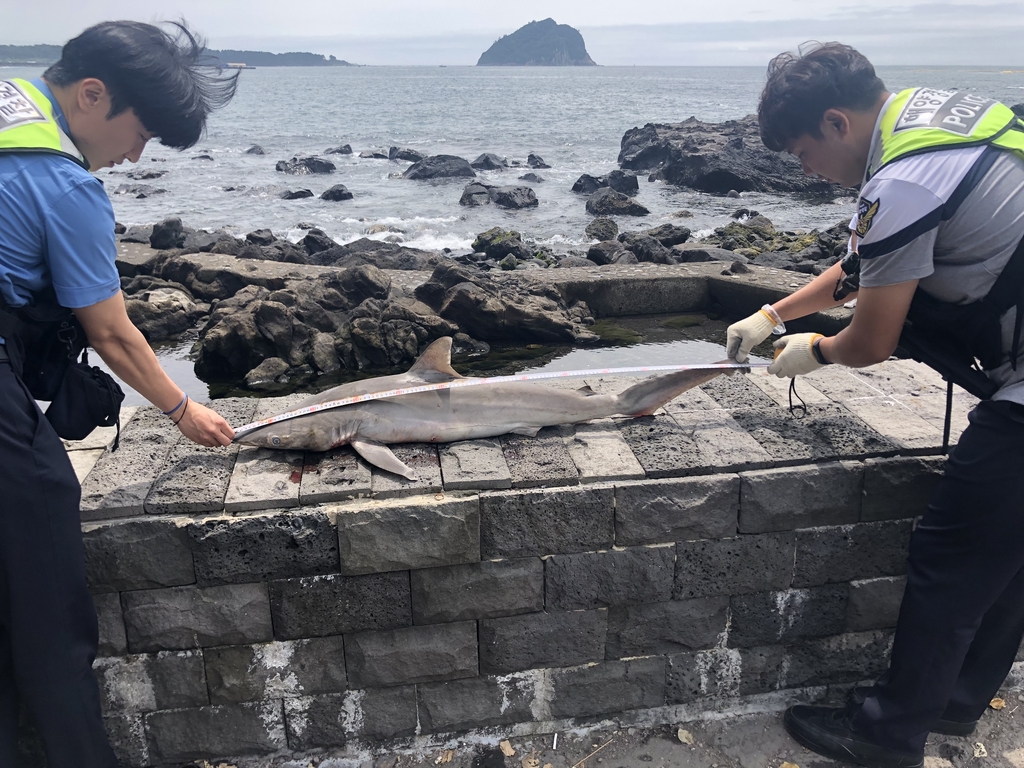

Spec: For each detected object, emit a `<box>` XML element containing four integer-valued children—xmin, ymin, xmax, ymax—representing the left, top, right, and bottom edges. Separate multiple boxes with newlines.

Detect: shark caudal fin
<box><xmin>408</xmin><ymin>337</ymin><xmax>463</xmax><ymax>380</ymax></box>
<box><xmin>616</xmin><ymin>363</ymin><xmax>743</xmax><ymax>417</ymax></box>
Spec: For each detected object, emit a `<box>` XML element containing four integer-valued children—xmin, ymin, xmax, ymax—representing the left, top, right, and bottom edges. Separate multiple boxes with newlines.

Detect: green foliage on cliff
<box><xmin>477</xmin><ymin>19</ymin><xmax>597</xmax><ymax>66</ymax></box>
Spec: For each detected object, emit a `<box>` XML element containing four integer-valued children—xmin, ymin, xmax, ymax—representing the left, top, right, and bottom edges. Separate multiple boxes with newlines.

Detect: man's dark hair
<box><xmin>44</xmin><ymin>20</ymin><xmax>238</xmax><ymax>149</ymax></box>
<box><xmin>758</xmin><ymin>42</ymin><xmax>886</xmax><ymax>152</ymax></box>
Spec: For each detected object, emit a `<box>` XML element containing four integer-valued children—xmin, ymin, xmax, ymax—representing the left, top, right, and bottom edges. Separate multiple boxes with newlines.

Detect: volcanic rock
<box><xmin>585</xmin><ymin>188</ymin><xmax>649</xmax><ymax>216</ymax></box>
<box><xmin>618</xmin><ymin>116</ymin><xmax>843</xmax><ymax>197</ymax></box>
<box><xmin>403</xmin><ymin>155</ymin><xmax>476</xmax><ymax>180</ymax></box>
<box><xmin>321</xmin><ymin>184</ymin><xmax>354</xmax><ymax>202</ymax></box>
<box><xmin>275</xmin><ymin>156</ymin><xmax>336</xmax><ymax>175</ymax></box>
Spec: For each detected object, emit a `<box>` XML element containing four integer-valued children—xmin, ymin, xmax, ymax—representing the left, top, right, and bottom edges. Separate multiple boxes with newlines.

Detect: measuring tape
<box><xmin>232</xmin><ymin>361</ymin><xmax>770</xmax><ymax>440</ymax></box>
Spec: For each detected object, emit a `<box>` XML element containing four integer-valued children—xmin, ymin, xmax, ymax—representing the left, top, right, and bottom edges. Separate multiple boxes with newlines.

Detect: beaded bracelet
<box><xmin>162</xmin><ymin>393</ymin><xmax>187</xmax><ymax>416</ymax></box>
<box><xmin>172</xmin><ymin>396</ymin><xmax>190</xmax><ymax>425</ymax></box>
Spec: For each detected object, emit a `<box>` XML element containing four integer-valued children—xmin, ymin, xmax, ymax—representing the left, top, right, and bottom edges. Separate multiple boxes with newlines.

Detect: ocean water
<box><xmin>6</xmin><ymin>64</ymin><xmax>1024</xmax><ymax>250</ymax></box>
<box><xmin>4</xmin><ymin>63</ymin><xmax>1023</xmax><ymax>405</ymax></box>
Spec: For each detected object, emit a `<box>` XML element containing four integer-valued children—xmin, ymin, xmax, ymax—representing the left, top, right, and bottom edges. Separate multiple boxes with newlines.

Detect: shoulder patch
<box><xmin>856</xmin><ymin>197</ymin><xmax>880</xmax><ymax>238</ymax></box>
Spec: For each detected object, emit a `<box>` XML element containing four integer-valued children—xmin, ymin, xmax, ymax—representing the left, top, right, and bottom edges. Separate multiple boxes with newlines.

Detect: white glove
<box><xmin>726</xmin><ymin>309</ymin><xmax>778</xmax><ymax>363</ymax></box>
<box><xmin>767</xmin><ymin>333</ymin><xmax>828</xmax><ymax>378</ymax></box>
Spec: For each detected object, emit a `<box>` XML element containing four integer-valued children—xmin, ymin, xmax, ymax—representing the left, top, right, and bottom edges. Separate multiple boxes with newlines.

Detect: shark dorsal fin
<box><xmin>409</xmin><ymin>337</ymin><xmax>463</xmax><ymax>379</ymax></box>
<box><xmin>577</xmin><ymin>384</ymin><xmax>598</xmax><ymax>396</ymax></box>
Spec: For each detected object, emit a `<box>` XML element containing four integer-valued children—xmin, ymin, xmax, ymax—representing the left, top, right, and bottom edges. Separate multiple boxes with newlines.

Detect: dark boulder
<box><xmin>325</xmin><ymin>144</ymin><xmax>353</xmax><ymax>155</ymax></box>
<box><xmin>497</xmin><ymin>188</ymin><xmax>536</xmax><ymax>209</ymax></box>
<box><xmin>471</xmin><ymin>228</ymin><xmax>535</xmax><ymax>261</ymax></box>
<box><xmin>585</xmin><ymin>188</ymin><xmax>649</xmax><ymax>216</ymax></box>
<box><xmin>585</xmin><ymin>218</ymin><xmax>618</xmax><ymax>242</ymax></box>
<box><xmin>471</xmin><ymin>153</ymin><xmax>508</xmax><ymax>170</ymax></box>
<box><xmin>246</xmin><ymin>229</ymin><xmax>277</xmax><ymax>247</ymax></box>
<box><xmin>307</xmin><ymin>238</ymin><xmax>439</xmax><ymax>271</ymax></box>
<box><xmin>572</xmin><ymin>174</ymin><xmax>603</xmax><ymax>194</ymax></box>
<box><xmin>237</xmin><ymin>241</ymin><xmax>308</xmax><ymax>265</ymax></box>
<box><xmin>587</xmin><ymin>240</ymin><xmax>629</xmax><ymax>265</ymax></box>
<box><xmin>459</xmin><ymin>182</ymin><xmax>537</xmax><ymax>209</ymax></box>
<box><xmin>637</xmin><ymin>223</ymin><xmax>690</xmax><ymax>247</ymax></box>
<box><xmin>672</xmin><ymin>244</ymin><xmax>737</xmax><ymax>262</ymax></box>
<box><xmin>275</xmin><ymin>156</ymin><xmax>336</xmax><ymax>175</ymax></box>
<box><xmin>280</xmin><ymin>189</ymin><xmax>314</xmax><ymax>200</ymax></box>
<box><xmin>359</xmin><ymin>149</ymin><xmax>389</xmax><ymax>159</ymax></box>
<box><xmin>321</xmin><ymin>184</ymin><xmax>354</xmax><ymax>202</ymax></box>
<box><xmin>528</xmin><ymin>153</ymin><xmax>551</xmax><ymax>169</ymax></box>
<box><xmin>150</xmin><ymin>217</ymin><xmax>187</xmax><ymax>250</ymax></box>
<box><xmin>413</xmin><ymin>263</ymin><xmax>595</xmax><ymax>343</ymax></box>
<box><xmin>125</xmin><ymin>287</ymin><xmax>205</xmax><ymax>341</ymax></box>
<box><xmin>518</xmin><ymin>172</ymin><xmax>545</xmax><ymax>183</ymax></box>
<box><xmin>1011</xmin><ymin>104</ymin><xmax>1024</xmax><ymax>117</ymax></box>
<box><xmin>572</xmin><ymin>170</ymin><xmax>639</xmax><ymax>196</ymax></box>
<box><xmin>301</xmin><ymin>229</ymin><xmax>335</xmax><ymax>255</ymax></box>
<box><xmin>618</xmin><ymin>116</ymin><xmax>842</xmax><ymax>197</ymax></box>
<box><xmin>389</xmin><ymin>147</ymin><xmax>425</xmax><ymax>162</ymax></box>
<box><xmin>245</xmin><ymin>145</ymin><xmax>266</xmax><ymax>155</ymax></box>
<box><xmin>403</xmin><ymin>155</ymin><xmax>476</xmax><ymax>180</ymax></box>
<box><xmin>126</xmin><ymin>168</ymin><xmax>167</xmax><ymax>180</ymax></box>
<box><xmin>459</xmin><ymin>182</ymin><xmax>492</xmax><ymax>207</ymax></box>
<box><xmin>119</xmin><ymin>224</ymin><xmax>153</xmax><ymax>244</ymax></box>
<box><xmin>617</xmin><ymin>233</ymin><xmax>674</xmax><ymax>264</ymax></box>
<box><xmin>557</xmin><ymin>255</ymin><xmax>597</xmax><ymax>268</ymax></box>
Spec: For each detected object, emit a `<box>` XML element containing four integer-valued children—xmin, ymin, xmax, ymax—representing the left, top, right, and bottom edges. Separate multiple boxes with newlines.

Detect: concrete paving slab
<box><xmin>224</xmin><ymin>448</ymin><xmax>304</xmax><ymax>513</ymax></box>
<box><xmin>299</xmin><ymin>447</ymin><xmax>373</xmax><ymax>504</ymax></box>
<box><xmin>836</xmin><ymin>396</ymin><xmax>945</xmax><ymax>454</ymax></box>
<box><xmin>371</xmin><ymin>443</ymin><xmax>443</xmax><ymax>499</ymax></box>
<box><xmin>79</xmin><ymin>407</ymin><xmax>180</xmax><ymax>521</ymax></box>
<box><xmin>618</xmin><ymin>414</ymin><xmax>705</xmax><ymax>478</ymax></box>
<box><xmin>699</xmin><ymin>375</ymin><xmax>781</xmax><ymax>411</ymax></box>
<box><xmin>730</xmin><ymin>402</ymin><xmax>898</xmax><ymax>465</ymax></box>
<box><xmin>501</xmin><ymin>427</ymin><xmax>579</xmax><ymax>488</ymax></box>
<box><xmin>897</xmin><ymin>391</ymin><xmax>974</xmax><ymax>444</ymax></box>
<box><xmin>804</xmin><ymin>365</ymin><xmax>888</xmax><ymax>401</ymax></box>
<box><xmin>849</xmin><ymin>358</ymin><xmax>950</xmax><ymax>397</ymax></box>
<box><xmin>566</xmin><ymin>421</ymin><xmax>646</xmax><ymax>483</ymax></box>
<box><xmin>68</xmin><ymin>448</ymin><xmax>105</xmax><ymax>484</ymax></box>
<box><xmin>668</xmin><ymin>408</ymin><xmax>773</xmax><ymax>473</ymax></box>
<box><xmin>63</xmin><ymin>406</ymin><xmax>138</xmax><ymax>451</ymax></box>
<box><xmin>439</xmin><ymin>439</ymin><xmax>512</xmax><ymax>491</ymax></box>
<box><xmin>145</xmin><ymin>399</ymin><xmax>257</xmax><ymax>515</ymax></box>
<box><xmin>745</xmin><ymin>372</ymin><xmax>832</xmax><ymax>407</ymax></box>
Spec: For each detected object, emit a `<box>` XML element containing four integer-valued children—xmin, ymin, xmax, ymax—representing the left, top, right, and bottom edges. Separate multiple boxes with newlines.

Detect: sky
<box><xmin>5</xmin><ymin>0</ymin><xmax>1024</xmax><ymax>66</ymax></box>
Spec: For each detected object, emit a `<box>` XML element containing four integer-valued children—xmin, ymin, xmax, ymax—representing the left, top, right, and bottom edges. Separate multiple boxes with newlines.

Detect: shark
<box><xmin>234</xmin><ymin>336</ymin><xmax>739</xmax><ymax>479</ymax></box>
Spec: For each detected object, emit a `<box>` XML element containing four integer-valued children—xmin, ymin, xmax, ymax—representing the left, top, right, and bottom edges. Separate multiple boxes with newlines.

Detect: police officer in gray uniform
<box><xmin>727</xmin><ymin>42</ymin><xmax>1024</xmax><ymax>768</ymax></box>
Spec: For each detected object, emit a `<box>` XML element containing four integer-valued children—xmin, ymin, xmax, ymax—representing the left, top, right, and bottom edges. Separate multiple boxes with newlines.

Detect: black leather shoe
<box><xmin>784</xmin><ymin>705</ymin><xmax>924</xmax><ymax>768</ymax></box>
<box><xmin>847</xmin><ymin>686</ymin><xmax>979</xmax><ymax>737</ymax></box>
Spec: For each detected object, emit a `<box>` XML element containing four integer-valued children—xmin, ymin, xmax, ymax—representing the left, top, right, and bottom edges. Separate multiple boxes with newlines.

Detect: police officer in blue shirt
<box><xmin>0</xmin><ymin>21</ymin><xmax>237</xmax><ymax>766</ymax></box>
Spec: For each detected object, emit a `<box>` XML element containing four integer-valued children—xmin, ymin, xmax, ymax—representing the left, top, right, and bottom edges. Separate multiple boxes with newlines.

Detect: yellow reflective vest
<box><xmin>0</xmin><ymin>78</ymin><xmax>87</xmax><ymax>168</ymax></box>
<box><xmin>868</xmin><ymin>87</ymin><xmax>1024</xmax><ymax>181</ymax></box>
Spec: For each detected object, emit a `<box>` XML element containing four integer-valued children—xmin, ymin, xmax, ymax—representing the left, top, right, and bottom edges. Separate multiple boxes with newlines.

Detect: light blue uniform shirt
<box><xmin>0</xmin><ymin>79</ymin><xmax>121</xmax><ymax>316</ymax></box>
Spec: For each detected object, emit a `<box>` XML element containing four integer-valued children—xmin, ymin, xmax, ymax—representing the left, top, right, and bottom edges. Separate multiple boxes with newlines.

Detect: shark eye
<box><xmin>271</xmin><ymin>437</ymin><xmax>281</xmax><ymax>446</ymax></box>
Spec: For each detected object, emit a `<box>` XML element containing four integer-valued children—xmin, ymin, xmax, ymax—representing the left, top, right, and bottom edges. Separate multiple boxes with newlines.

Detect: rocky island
<box><xmin>477</xmin><ymin>19</ymin><xmax>596</xmax><ymax>66</ymax></box>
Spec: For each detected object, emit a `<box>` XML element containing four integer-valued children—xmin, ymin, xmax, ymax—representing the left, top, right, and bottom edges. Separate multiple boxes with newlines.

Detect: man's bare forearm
<box><xmin>89</xmin><ymin>324</ymin><xmax>184</xmax><ymax>413</ymax></box>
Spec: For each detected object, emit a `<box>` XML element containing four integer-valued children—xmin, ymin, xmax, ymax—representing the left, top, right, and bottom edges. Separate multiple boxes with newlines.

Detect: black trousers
<box><xmin>0</xmin><ymin>358</ymin><xmax>117</xmax><ymax>767</ymax></box>
<box><xmin>854</xmin><ymin>398</ymin><xmax>1024</xmax><ymax>754</ymax></box>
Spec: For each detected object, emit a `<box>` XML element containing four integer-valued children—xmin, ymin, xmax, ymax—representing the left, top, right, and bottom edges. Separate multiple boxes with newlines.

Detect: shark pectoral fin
<box><xmin>350</xmin><ymin>439</ymin><xmax>418</xmax><ymax>481</ymax></box>
<box><xmin>509</xmin><ymin>426</ymin><xmax>542</xmax><ymax>437</ymax></box>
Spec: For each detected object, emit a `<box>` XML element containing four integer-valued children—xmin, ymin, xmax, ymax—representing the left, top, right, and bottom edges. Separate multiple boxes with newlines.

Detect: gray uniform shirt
<box><xmin>852</xmin><ymin>97</ymin><xmax>1024</xmax><ymax>404</ymax></box>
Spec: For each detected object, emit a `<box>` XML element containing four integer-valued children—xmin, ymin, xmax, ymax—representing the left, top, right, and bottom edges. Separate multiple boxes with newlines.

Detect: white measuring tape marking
<box><xmin>232</xmin><ymin>361</ymin><xmax>770</xmax><ymax>439</ymax></box>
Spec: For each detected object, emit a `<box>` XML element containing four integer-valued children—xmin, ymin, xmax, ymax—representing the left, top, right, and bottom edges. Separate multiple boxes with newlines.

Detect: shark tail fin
<box><xmin>409</xmin><ymin>337</ymin><xmax>463</xmax><ymax>379</ymax></box>
<box><xmin>616</xmin><ymin>363</ymin><xmax>736</xmax><ymax>417</ymax></box>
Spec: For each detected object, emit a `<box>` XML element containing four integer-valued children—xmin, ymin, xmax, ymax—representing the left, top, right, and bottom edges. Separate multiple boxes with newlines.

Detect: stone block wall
<box><xmin>65</xmin><ymin>358</ymin><xmax>991</xmax><ymax>766</ymax></box>
<box><xmin>83</xmin><ymin>455</ymin><xmax>943</xmax><ymax>766</ymax></box>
